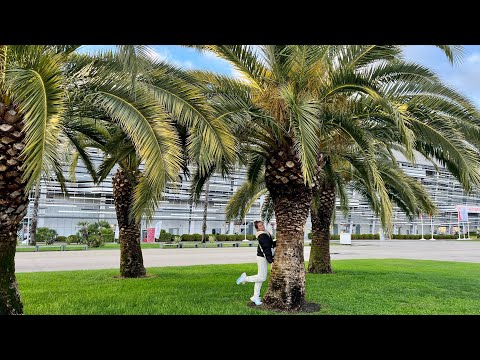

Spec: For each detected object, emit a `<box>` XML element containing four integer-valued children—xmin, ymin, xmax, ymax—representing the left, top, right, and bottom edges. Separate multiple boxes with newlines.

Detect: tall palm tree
<box><xmin>63</xmin><ymin>50</ymin><xmax>235</xmax><ymax>277</ymax></box>
<box><xmin>308</xmin><ymin>152</ymin><xmax>437</xmax><ymax>274</ymax></box>
<box><xmin>0</xmin><ymin>44</ymin><xmax>211</xmax><ymax>313</ymax></box>
<box><xmin>0</xmin><ymin>45</ymin><xmax>75</xmax><ymax>314</ymax></box>
<box><xmin>190</xmin><ymin>45</ymin><xmax>480</xmax><ymax>311</ymax></box>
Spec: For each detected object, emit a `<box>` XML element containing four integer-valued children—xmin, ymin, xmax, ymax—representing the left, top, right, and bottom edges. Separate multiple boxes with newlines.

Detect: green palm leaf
<box><xmin>5</xmin><ymin>51</ymin><xmax>65</xmax><ymax>190</ymax></box>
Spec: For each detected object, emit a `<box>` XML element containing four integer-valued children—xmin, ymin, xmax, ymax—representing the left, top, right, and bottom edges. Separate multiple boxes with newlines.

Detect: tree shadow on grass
<box><xmin>248</xmin><ymin>301</ymin><xmax>321</xmax><ymax>314</ymax></box>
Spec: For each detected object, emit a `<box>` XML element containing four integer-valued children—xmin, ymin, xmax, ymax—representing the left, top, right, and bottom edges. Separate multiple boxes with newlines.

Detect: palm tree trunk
<box><xmin>0</xmin><ymin>103</ymin><xmax>28</xmax><ymax>314</ymax></box>
<box><xmin>28</xmin><ymin>180</ymin><xmax>41</xmax><ymax>246</ymax></box>
<box><xmin>308</xmin><ymin>182</ymin><xmax>336</xmax><ymax>274</ymax></box>
<box><xmin>0</xmin><ymin>231</ymin><xmax>23</xmax><ymax>315</ymax></box>
<box><xmin>262</xmin><ymin>145</ymin><xmax>315</xmax><ymax>311</ymax></box>
<box><xmin>112</xmin><ymin>168</ymin><xmax>146</xmax><ymax>278</ymax></box>
<box><xmin>201</xmin><ymin>179</ymin><xmax>210</xmax><ymax>243</ymax></box>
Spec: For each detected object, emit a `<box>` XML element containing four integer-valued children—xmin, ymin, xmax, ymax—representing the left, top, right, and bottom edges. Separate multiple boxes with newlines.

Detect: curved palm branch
<box><xmin>4</xmin><ymin>47</ymin><xmax>66</xmax><ymax>190</ymax></box>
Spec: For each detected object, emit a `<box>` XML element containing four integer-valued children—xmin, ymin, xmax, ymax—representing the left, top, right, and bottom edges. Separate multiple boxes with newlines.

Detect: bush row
<box><xmin>156</xmin><ymin>232</ymin><xmax>257</xmax><ymax>242</ymax></box>
<box><xmin>307</xmin><ymin>233</ymin><xmax>464</xmax><ymax>240</ymax></box>
<box><xmin>391</xmin><ymin>234</ymin><xmax>460</xmax><ymax>239</ymax></box>
<box><xmin>308</xmin><ymin>233</ymin><xmax>380</xmax><ymax>240</ymax></box>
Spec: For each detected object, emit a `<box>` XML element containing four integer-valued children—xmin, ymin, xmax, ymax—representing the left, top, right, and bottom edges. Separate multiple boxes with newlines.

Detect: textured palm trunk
<box><xmin>308</xmin><ymin>182</ymin><xmax>336</xmax><ymax>274</ymax></box>
<box><xmin>28</xmin><ymin>181</ymin><xmax>41</xmax><ymax>245</ymax></box>
<box><xmin>262</xmin><ymin>144</ymin><xmax>318</xmax><ymax>311</ymax></box>
<box><xmin>112</xmin><ymin>168</ymin><xmax>146</xmax><ymax>278</ymax></box>
<box><xmin>0</xmin><ymin>102</ymin><xmax>28</xmax><ymax>315</ymax></box>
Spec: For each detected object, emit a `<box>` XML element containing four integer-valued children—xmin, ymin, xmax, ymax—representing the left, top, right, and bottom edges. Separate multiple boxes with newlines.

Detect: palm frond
<box><xmin>260</xmin><ymin>193</ymin><xmax>275</xmax><ymax>223</ymax></box>
<box><xmin>225</xmin><ymin>176</ymin><xmax>266</xmax><ymax>221</ymax></box>
<box><xmin>189</xmin><ymin>45</ymin><xmax>269</xmax><ymax>89</ymax></box>
<box><xmin>5</xmin><ymin>51</ymin><xmax>65</xmax><ymax>190</ymax></box>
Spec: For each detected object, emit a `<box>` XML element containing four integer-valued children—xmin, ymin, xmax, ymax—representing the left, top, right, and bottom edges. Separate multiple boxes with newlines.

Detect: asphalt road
<box><xmin>14</xmin><ymin>240</ymin><xmax>480</xmax><ymax>273</ymax></box>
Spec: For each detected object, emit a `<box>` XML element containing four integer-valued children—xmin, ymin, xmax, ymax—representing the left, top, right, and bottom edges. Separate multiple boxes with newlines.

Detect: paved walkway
<box><xmin>14</xmin><ymin>240</ymin><xmax>480</xmax><ymax>273</ymax></box>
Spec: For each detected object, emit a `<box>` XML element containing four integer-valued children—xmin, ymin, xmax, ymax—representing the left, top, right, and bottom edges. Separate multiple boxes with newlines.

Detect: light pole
<box><xmin>243</xmin><ymin>212</ymin><xmax>248</xmax><ymax>241</ymax></box>
<box><xmin>420</xmin><ymin>213</ymin><xmax>425</xmax><ymax>240</ymax></box>
<box><xmin>430</xmin><ymin>215</ymin><xmax>435</xmax><ymax>240</ymax></box>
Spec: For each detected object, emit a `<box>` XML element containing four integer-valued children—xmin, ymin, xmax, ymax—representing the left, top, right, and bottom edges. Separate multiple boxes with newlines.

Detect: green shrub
<box><xmin>246</xmin><ymin>234</ymin><xmax>255</xmax><ymax>240</ymax></box>
<box><xmin>159</xmin><ymin>230</ymin><xmax>172</xmax><ymax>242</ymax></box>
<box><xmin>56</xmin><ymin>236</ymin><xmax>67</xmax><ymax>242</ymax></box>
<box><xmin>66</xmin><ymin>235</ymin><xmax>79</xmax><ymax>244</ymax></box>
<box><xmin>36</xmin><ymin>228</ymin><xmax>58</xmax><ymax>245</ymax></box>
<box><xmin>99</xmin><ymin>228</ymin><xmax>114</xmax><ymax>243</ymax></box>
<box><xmin>191</xmin><ymin>233</ymin><xmax>202</xmax><ymax>241</ymax></box>
<box><xmin>331</xmin><ymin>234</ymin><xmax>340</xmax><ymax>240</ymax></box>
<box><xmin>87</xmin><ymin>234</ymin><xmax>104</xmax><ymax>248</ymax></box>
<box><xmin>307</xmin><ymin>232</ymin><xmax>312</xmax><ymax>239</ymax></box>
<box><xmin>208</xmin><ymin>235</ymin><xmax>216</xmax><ymax>242</ymax></box>
<box><xmin>216</xmin><ymin>234</ymin><xmax>227</xmax><ymax>241</ymax></box>
<box><xmin>172</xmin><ymin>235</ymin><xmax>181</xmax><ymax>243</ymax></box>
<box><xmin>181</xmin><ymin>234</ymin><xmax>195</xmax><ymax>241</ymax></box>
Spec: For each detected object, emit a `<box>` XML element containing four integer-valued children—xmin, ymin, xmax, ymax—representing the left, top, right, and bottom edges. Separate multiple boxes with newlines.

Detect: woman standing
<box><xmin>236</xmin><ymin>221</ymin><xmax>276</xmax><ymax>305</ymax></box>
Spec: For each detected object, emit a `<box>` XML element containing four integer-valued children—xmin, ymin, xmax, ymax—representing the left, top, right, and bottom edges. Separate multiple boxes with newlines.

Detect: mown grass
<box><xmin>17</xmin><ymin>259</ymin><xmax>480</xmax><ymax>315</ymax></box>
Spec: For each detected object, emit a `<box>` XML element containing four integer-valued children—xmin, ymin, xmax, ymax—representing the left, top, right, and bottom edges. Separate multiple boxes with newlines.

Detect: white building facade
<box><xmin>21</xmin><ymin>150</ymin><xmax>480</xmax><ymax>239</ymax></box>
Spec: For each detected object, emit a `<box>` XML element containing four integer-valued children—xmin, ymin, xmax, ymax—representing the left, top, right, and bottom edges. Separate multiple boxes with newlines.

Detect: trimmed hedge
<box><xmin>328</xmin><ymin>233</ymin><xmax>461</xmax><ymax>240</ymax></box>
<box><xmin>177</xmin><ymin>234</ymin><xmax>257</xmax><ymax>241</ymax></box>
<box><xmin>391</xmin><ymin>234</ymin><xmax>459</xmax><ymax>239</ymax></box>
<box><xmin>216</xmin><ymin>234</ymin><xmax>227</xmax><ymax>241</ymax></box>
<box><xmin>66</xmin><ymin>235</ymin><xmax>79</xmax><ymax>244</ymax></box>
<box><xmin>56</xmin><ymin>236</ymin><xmax>67</xmax><ymax>242</ymax></box>
<box><xmin>192</xmin><ymin>234</ymin><xmax>203</xmax><ymax>241</ymax></box>
<box><xmin>181</xmin><ymin>234</ymin><xmax>195</xmax><ymax>241</ymax></box>
<box><xmin>158</xmin><ymin>230</ymin><xmax>173</xmax><ymax>242</ymax></box>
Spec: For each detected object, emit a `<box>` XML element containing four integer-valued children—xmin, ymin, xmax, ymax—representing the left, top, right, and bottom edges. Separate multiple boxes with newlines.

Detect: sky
<box><xmin>77</xmin><ymin>45</ymin><xmax>480</xmax><ymax>107</ymax></box>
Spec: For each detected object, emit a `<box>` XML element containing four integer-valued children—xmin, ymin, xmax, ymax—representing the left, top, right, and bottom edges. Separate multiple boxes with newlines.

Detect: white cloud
<box><xmin>466</xmin><ymin>53</ymin><xmax>480</xmax><ymax>64</ymax></box>
<box><xmin>181</xmin><ymin>61</ymin><xmax>194</xmax><ymax>69</ymax></box>
<box><xmin>147</xmin><ymin>48</ymin><xmax>194</xmax><ymax>70</ymax></box>
<box><xmin>146</xmin><ymin>47</ymin><xmax>169</xmax><ymax>62</ymax></box>
<box><xmin>404</xmin><ymin>46</ymin><xmax>480</xmax><ymax>107</ymax></box>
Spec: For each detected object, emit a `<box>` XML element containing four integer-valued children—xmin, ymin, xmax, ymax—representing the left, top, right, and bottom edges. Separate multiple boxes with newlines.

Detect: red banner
<box><xmin>146</xmin><ymin>228</ymin><xmax>155</xmax><ymax>242</ymax></box>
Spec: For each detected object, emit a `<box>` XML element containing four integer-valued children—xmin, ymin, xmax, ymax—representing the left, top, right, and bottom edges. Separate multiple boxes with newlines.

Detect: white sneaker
<box><xmin>236</xmin><ymin>272</ymin><xmax>247</xmax><ymax>285</ymax></box>
<box><xmin>250</xmin><ymin>296</ymin><xmax>262</xmax><ymax>306</ymax></box>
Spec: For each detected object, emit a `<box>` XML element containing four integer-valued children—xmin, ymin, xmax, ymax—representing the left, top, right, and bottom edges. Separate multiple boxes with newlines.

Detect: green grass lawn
<box><xmin>16</xmin><ymin>259</ymin><xmax>480</xmax><ymax>315</ymax></box>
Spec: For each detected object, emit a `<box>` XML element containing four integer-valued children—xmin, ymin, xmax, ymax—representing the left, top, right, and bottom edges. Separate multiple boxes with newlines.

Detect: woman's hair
<box><xmin>254</xmin><ymin>221</ymin><xmax>263</xmax><ymax>230</ymax></box>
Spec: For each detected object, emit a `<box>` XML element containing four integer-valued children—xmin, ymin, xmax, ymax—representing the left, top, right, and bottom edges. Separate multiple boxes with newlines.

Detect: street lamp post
<box><xmin>430</xmin><ymin>215</ymin><xmax>435</xmax><ymax>241</ymax></box>
<box><xmin>420</xmin><ymin>214</ymin><xmax>425</xmax><ymax>240</ymax></box>
<box><xmin>243</xmin><ymin>213</ymin><xmax>248</xmax><ymax>241</ymax></box>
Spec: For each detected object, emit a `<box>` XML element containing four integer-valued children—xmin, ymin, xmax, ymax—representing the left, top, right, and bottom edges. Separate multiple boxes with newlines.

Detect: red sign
<box><xmin>146</xmin><ymin>228</ymin><xmax>155</xmax><ymax>242</ymax></box>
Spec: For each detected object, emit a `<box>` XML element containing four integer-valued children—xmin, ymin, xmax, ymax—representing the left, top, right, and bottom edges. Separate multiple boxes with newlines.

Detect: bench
<box><xmin>160</xmin><ymin>242</ymin><xmax>183</xmax><ymax>248</ymax></box>
<box><xmin>34</xmin><ymin>244</ymin><xmax>88</xmax><ymax>251</ymax></box>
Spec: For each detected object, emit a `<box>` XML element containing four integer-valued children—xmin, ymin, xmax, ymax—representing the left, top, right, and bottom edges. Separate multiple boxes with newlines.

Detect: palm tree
<box><xmin>190</xmin><ymin>45</ymin><xmax>480</xmax><ymax>311</ymax></box>
<box><xmin>308</xmin><ymin>152</ymin><xmax>437</xmax><ymax>274</ymax></box>
<box><xmin>0</xmin><ymin>45</ymin><xmax>75</xmax><ymax>314</ymax></box>
<box><xmin>62</xmin><ymin>50</ymin><xmax>235</xmax><ymax>277</ymax></box>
